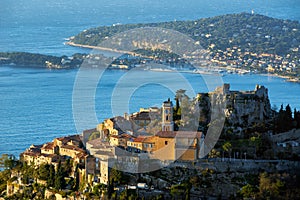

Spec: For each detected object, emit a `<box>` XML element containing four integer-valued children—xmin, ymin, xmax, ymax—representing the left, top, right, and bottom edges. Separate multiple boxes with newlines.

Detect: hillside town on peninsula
<box><xmin>2</xmin><ymin>84</ymin><xmax>300</xmax><ymax>199</ymax></box>
<box><xmin>1</xmin><ymin>13</ymin><xmax>300</xmax><ymax>83</ymax></box>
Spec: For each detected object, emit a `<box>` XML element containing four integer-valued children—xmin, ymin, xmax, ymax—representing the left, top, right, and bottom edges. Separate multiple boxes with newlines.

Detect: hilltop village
<box><xmin>2</xmin><ymin>84</ymin><xmax>300</xmax><ymax>199</ymax></box>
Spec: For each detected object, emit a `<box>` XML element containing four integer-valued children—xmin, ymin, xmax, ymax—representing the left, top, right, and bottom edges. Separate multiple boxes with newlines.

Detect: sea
<box><xmin>0</xmin><ymin>0</ymin><xmax>300</xmax><ymax>157</ymax></box>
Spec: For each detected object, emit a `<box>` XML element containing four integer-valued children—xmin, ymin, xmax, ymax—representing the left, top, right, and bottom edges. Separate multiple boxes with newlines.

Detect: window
<box><xmin>165</xmin><ymin>141</ymin><xmax>168</xmax><ymax>145</ymax></box>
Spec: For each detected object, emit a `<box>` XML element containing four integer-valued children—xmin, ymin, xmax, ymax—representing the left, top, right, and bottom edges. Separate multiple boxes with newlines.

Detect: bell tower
<box><xmin>162</xmin><ymin>98</ymin><xmax>174</xmax><ymax>131</ymax></box>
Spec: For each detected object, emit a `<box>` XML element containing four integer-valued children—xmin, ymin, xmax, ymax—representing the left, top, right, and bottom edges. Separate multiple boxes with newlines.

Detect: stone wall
<box><xmin>169</xmin><ymin>159</ymin><xmax>300</xmax><ymax>174</ymax></box>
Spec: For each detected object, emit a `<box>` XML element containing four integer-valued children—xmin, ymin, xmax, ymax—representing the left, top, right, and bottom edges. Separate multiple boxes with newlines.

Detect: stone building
<box><xmin>162</xmin><ymin>98</ymin><xmax>174</xmax><ymax>131</ymax></box>
<box><xmin>198</xmin><ymin>84</ymin><xmax>272</xmax><ymax>132</ymax></box>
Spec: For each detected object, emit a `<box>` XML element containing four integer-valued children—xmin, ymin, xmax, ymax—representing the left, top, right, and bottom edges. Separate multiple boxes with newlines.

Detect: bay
<box><xmin>1</xmin><ymin>0</ymin><xmax>299</xmax><ymax>55</ymax></box>
<box><xmin>0</xmin><ymin>0</ymin><xmax>300</xmax><ymax>156</ymax></box>
<box><xmin>0</xmin><ymin>66</ymin><xmax>300</xmax><ymax>156</ymax></box>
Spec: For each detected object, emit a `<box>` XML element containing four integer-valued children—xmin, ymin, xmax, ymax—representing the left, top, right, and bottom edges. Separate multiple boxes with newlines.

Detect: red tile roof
<box><xmin>156</xmin><ymin>131</ymin><xmax>202</xmax><ymax>138</ymax></box>
<box><xmin>132</xmin><ymin>136</ymin><xmax>147</xmax><ymax>143</ymax></box>
<box><xmin>56</xmin><ymin>134</ymin><xmax>82</xmax><ymax>144</ymax></box>
<box><xmin>60</xmin><ymin>144</ymin><xmax>86</xmax><ymax>153</ymax></box>
<box><xmin>110</xmin><ymin>133</ymin><xmax>135</xmax><ymax>139</ymax></box>
<box><xmin>143</xmin><ymin>136</ymin><xmax>156</xmax><ymax>144</ymax></box>
<box><xmin>22</xmin><ymin>151</ymin><xmax>40</xmax><ymax>157</ymax></box>
<box><xmin>42</xmin><ymin>142</ymin><xmax>55</xmax><ymax>150</ymax></box>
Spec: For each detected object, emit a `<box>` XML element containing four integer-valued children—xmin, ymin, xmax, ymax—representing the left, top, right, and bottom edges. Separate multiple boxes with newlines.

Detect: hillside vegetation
<box><xmin>71</xmin><ymin>13</ymin><xmax>300</xmax><ymax>57</ymax></box>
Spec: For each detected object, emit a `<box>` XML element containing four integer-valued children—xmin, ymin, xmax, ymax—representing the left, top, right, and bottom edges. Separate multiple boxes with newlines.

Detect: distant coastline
<box><xmin>2</xmin><ymin>12</ymin><xmax>300</xmax><ymax>82</ymax></box>
<box><xmin>65</xmin><ymin>41</ymin><xmax>132</xmax><ymax>55</ymax></box>
<box><xmin>65</xmin><ymin>41</ymin><xmax>300</xmax><ymax>83</ymax></box>
<box><xmin>67</xmin><ymin>12</ymin><xmax>300</xmax><ymax>83</ymax></box>
<box><xmin>0</xmin><ymin>52</ymin><xmax>84</xmax><ymax>69</ymax></box>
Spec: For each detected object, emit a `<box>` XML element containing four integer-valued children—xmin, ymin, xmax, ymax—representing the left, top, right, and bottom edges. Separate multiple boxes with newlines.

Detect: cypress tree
<box><xmin>55</xmin><ymin>160</ymin><xmax>66</xmax><ymax>190</ymax></box>
<box><xmin>285</xmin><ymin>104</ymin><xmax>293</xmax><ymax>130</ymax></box>
<box><xmin>47</xmin><ymin>164</ymin><xmax>55</xmax><ymax>188</ymax></box>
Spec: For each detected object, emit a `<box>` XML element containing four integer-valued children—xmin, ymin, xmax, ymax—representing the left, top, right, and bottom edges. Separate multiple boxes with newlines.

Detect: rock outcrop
<box><xmin>197</xmin><ymin>84</ymin><xmax>272</xmax><ymax>133</ymax></box>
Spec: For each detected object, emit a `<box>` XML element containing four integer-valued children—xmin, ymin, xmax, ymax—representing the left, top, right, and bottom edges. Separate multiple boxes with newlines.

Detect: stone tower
<box><xmin>162</xmin><ymin>98</ymin><xmax>174</xmax><ymax>131</ymax></box>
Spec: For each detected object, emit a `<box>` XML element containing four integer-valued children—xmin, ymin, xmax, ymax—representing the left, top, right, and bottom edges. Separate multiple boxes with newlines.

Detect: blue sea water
<box><xmin>1</xmin><ymin>0</ymin><xmax>300</xmax><ymax>55</ymax></box>
<box><xmin>0</xmin><ymin>0</ymin><xmax>300</xmax><ymax>156</ymax></box>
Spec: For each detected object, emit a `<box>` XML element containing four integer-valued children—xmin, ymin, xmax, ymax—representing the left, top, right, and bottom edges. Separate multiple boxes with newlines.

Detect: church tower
<box><xmin>162</xmin><ymin>98</ymin><xmax>174</xmax><ymax>131</ymax></box>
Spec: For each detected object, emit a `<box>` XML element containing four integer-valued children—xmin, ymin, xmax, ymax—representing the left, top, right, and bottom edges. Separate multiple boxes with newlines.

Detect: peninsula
<box><xmin>2</xmin><ymin>13</ymin><xmax>300</xmax><ymax>82</ymax></box>
<box><xmin>67</xmin><ymin>13</ymin><xmax>300</xmax><ymax>81</ymax></box>
<box><xmin>0</xmin><ymin>52</ymin><xmax>85</xmax><ymax>69</ymax></box>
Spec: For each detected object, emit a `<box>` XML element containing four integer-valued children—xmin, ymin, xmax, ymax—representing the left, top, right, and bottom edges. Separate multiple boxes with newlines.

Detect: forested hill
<box><xmin>70</xmin><ymin>13</ymin><xmax>300</xmax><ymax>57</ymax></box>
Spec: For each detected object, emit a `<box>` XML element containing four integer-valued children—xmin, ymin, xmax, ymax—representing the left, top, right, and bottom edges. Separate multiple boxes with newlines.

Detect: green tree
<box><xmin>294</xmin><ymin>109</ymin><xmax>300</xmax><ymax>128</ymax></box>
<box><xmin>170</xmin><ymin>183</ymin><xmax>191</xmax><ymax>200</ymax></box>
<box><xmin>47</xmin><ymin>164</ymin><xmax>55</xmax><ymax>188</ymax></box>
<box><xmin>285</xmin><ymin>104</ymin><xmax>293</xmax><ymax>130</ymax></box>
<box><xmin>21</xmin><ymin>163</ymin><xmax>35</xmax><ymax>184</ymax></box>
<box><xmin>0</xmin><ymin>169</ymin><xmax>11</xmax><ymax>194</ymax></box>
<box><xmin>222</xmin><ymin>141</ymin><xmax>232</xmax><ymax>158</ymax></box>
<box><xmin>174</xmin><ymin>97</ymin><xmax>181</xmax><ymax>121</ymax></box>
<box><xmin>208</xmin><ymin>148</ymin><xmax>220</xmax><ymax>158</ymax></box>
<box><xmin>109</xmin><ymin>166</ymin><xmax>122</xmax><ymax>184</ymax></box>
<box><xmin>0</xmin><ymin>154</ymin><xmax>18</xmax><ymax>170</ymax></box>
<box><xmin>259</xmin><ymin>172</ymin><xmax>285</xmax><ymax>199</ymax></box>
<box><xmin>55</xmin><ymin>160</ymin><xmax>66</xmax><ymax>190</ymax></box>
<box><xmin>275</xmin><ymin>104</ymin><xmax>294</xmax><ymax>133</ymax></box>
<box><xmin>0</xmin><ymin>154</ymin><xmax>8</xmax><ymax>168</ymax></box>
<box><xmin>63</xmin><ymin>158</ymin><xmax>73</xmax><ymax>176</ymax></box>
<box><xmin>189</xmin><ymin>175</ymin><xmax>201</xmax><ymax>188</ymax></box>
<box><xmin>175</xmin><ymin>89</ymin><xmax>187</xmax><ymax>104</ymax></box>
<box><xmin>38</xmin><ymin>163</ymin><xmax>50</xmax><ymax>180</ymax></box>
<box><xmin>240</xmin><ymin>184</ymin><xmax>258</xmax><ymax>198</ymax></box>
<box><xmin>250</xmin><ymin>136</ymin><xmax>262</xmax><ymax>157</ymax></box>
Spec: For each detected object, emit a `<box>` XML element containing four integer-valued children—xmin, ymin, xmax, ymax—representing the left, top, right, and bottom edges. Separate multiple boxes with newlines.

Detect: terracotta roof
<box><xmin>30</xmin><ymin>144</ymin><xmax>43</xmax><ymax>149</ymax></box>
<box><xmin>76</xmin><ymin>152</ymin><xmax>88</xmax><ymax>159</ymax></box>
<box><xmin>121</xmin><ymin>134</ymin><xmax>135</xmax><ymax>139</ymax></box>
<box><xmin>56</xmin><ymin>134</ymin><xmax>82</xmax><ymax>144</ymax></box>
<box><xmin>26</xmin><ymin>146</ymin><xmax>42</xmax><ymax>154</ymax></box>
<box><xmin>156</xmin><ymin>131</ymin><xmax>202</xmax><ymax>138</ymax></box>
<box><xmin>143</xmin><ymin>136</ymin><xmax>156</xmax><ymax>144</ymax></box>
<box><xmin>42</xmin><ymin>142</ymin><xmax>55</xmax><ymax>150</ymax></box>
<box><xmin>22</xmin><ymin>151</ymin><xmax>40</xmax><ymax>157</ymax></box>
<box><xmin>40</xmin><ymin>153</ymin><xmax>59</xmax><ymax>158</ymax></box>
<box><xmin>132</xmin><ymin>136</ymin><xmax>147</xmax><ymax>143</ymax></box>
<box><xmin>110</xmin><ymin>133</ymin><xmax>135</xmax><ymax>139</ymax></box>
<box><xmin>60</xmin><ymin>144</ymin><xmax>86</xmax><ymax>153</ymax></box>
